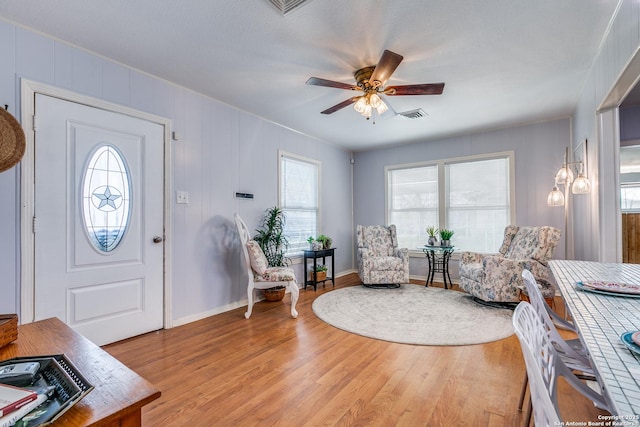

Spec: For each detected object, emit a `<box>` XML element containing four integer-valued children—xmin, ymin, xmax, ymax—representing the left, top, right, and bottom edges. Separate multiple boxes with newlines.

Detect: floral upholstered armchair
<box><xmin>459</xmin><ymin>226</ymin><xmax>561</xmax><ymax>304</ymax></box>
<box><xmin>356</xmin><ymin>225</ymin><xmax>409</xmax><ymax>288</ymax></box>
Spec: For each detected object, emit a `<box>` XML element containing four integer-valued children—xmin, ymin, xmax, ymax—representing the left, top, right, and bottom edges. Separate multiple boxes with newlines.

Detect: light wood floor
<box><xmin>104</xmin><ymin>274</ymin><xmax>608</xmax><ymax>426</ymax></box>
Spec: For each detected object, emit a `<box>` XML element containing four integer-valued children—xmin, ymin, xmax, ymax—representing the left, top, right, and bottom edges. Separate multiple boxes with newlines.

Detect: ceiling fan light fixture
<box><xmin>306</xmin><ymin>49</ymin><xmax>445</xmax><ymax>117</ymax></box>
<box><xmin>362</xmin><ymin>104</ymin><xmax>372</xmax><ymax>118</ymax></box>
<box><xmin>375</xmin><ymin>100</ymin><xmax>388</xmax><ymax>115</ymax></box>
<box><xmin>354</xmin><ymin>96</ymin><xmax>367</xmax><ymax>113</ymax></box>
<box><xmin>369</xmin><ymin>93</ymin><xmax>382</xmax><ymax>108</ymax></box>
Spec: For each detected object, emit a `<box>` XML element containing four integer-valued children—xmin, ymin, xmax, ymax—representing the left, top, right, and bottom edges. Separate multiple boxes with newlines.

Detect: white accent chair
<box><xmin>234</xmin><ymin>213</ymin><xmax>299</xmax><ymax>319</ymax></box>
<box><xmin>512</xmin><ymin>301</ymin><xmax>609</xmax><ymax>426</ymax></box>
<box><xmin>356</xmin><ymin>224</ymin><xmax>409</xmax><ymax>288</ymax></box>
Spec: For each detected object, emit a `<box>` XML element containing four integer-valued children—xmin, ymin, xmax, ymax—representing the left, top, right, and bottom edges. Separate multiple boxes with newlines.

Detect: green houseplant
<box><xmin>425</xmin><ymin>226</ymin><xmax>439</xmax><ymax>246</ymax></box>
<box><xmin>254</xmin><ymin>207</ymin><xmax>289</xmax><ymax>300</ymax></box>
<box><xmin>307</xmin><ymin>236</ymin><xmax>322</xmax><ymax>250</ymax></box>
<box><xmin>310</xmin><ymin>264</ymin><xmax>328</xmax><ymax>282</ymax></box>
<box><xmin>439</xmin><ymin>228</ymin><xmax>454</xmax><ymax>246</ymax></box>
<box><xmin>254</xmin><ymin>206</ymin><xmax>289</xmax><ymax>267</ymax></box>
<box><xmin>316</xmin><ymin>234</ymin><xmax>332</xmax><ymax>249</ymax></box>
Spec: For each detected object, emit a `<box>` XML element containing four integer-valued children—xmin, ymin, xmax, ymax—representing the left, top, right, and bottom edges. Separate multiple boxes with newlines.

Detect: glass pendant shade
<box><xmin>554</xmin><ymin>166</ymin><xmax>574</xmax><ymax>185</ymax></box>
<box><xmin>547</xmin><ymin>186</ymin><xmax>565</xmax><ymax>206</ymax></box>
<box><xmin>571</xmin><ymin>173</ymin><xmax>591</xmax><ymax>194</ymax></box>
<box><xmin>375</xmin><ymin>100</ymin><xmax>388</xmax><ymax>114</ymax></box>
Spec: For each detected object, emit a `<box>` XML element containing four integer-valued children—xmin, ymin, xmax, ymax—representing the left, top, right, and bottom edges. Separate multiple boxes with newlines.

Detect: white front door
<box><xmin>33</xmin><ymin>94</ymin><xmax>165</xmax><ymax>346</ymax></box>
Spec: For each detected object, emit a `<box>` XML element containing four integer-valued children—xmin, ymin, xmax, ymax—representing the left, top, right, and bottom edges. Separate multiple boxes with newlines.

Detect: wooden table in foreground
<box><xmin>0</xmin><ymin>317</ymin><xmax>160</xmax><ymax>426</ymax></box>
<box><xmin>550</xmin><ymin>260</ymin><xmax>640</xmax><ymax>421</ymax></box>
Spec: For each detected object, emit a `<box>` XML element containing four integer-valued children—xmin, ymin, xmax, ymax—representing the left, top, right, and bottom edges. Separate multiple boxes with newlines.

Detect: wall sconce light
<box><xmin>547</xmin><ymin>140</ymin><xmax>591</xmax><ymax>207</ymax></box>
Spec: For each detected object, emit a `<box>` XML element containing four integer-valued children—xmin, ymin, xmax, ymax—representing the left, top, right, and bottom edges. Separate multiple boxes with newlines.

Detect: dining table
<box><xmin>549</xmin><ymin>260</ymin><xmax>640</xmax><ymax>423</ymax></box>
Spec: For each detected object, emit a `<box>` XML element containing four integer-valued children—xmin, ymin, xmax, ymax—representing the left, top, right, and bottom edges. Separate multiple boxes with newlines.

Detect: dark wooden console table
<box><xmin>303</xmin><ymin>248</ymin><xmax>336</xmax><ymax>291</ymax></box>
<box><xmin>0</xmin><ymin>317</ymin><xmax>160</xmax><ymax>426</ymax></box>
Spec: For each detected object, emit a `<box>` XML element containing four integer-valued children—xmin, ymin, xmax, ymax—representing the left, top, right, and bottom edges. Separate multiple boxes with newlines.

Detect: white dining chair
<box><xmin>512</xmin><ymin>302</ymin><xmax>610</xmax><ymax>426</ymax></box>
<box><xmin>518</xmin><ymin>270</ymin><xmax>600</xmax><ymax>425</ymax></box>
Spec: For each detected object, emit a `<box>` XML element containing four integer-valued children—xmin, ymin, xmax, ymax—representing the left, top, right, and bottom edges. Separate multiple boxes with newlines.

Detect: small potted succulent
<box><xmin>439</xmin><ymin>228</ymin><xmax>454</xmax><ymax>247</ymax></box>
<box><xmin>425</xmin><ymin>226</ymin><xmax>439</xmax><ymax>246</ymax></box>
<box><xmin>310</xmin><ymin>264</ymin><xmax>328</xmax><ymax>282</ymax></box>
<box><xmin>307</xmin><ymin>236</ymin><xmax>323</xmax><ymax>250</ymax></box>
<box><xmin>316</xmin><ymin>234</ymin><xmax>332</xmax><ymax>250</ymax></box>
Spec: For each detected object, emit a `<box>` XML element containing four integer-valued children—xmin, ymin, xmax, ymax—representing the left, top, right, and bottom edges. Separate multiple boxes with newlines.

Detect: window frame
<box><xmin>278</xmin><ymin>150</ymin><xmax>321</xmax><ymax>258</ymax></box>
<box><xmin>385</xmin><ymin>151</ymin><xmax>515</xmax><ymax>255</ymax></box>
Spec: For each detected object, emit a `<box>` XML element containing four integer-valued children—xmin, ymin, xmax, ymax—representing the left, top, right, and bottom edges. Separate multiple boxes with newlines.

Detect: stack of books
<box><xmin>0</xmin><ymin>381</ymin><xmax>52</xmax><ymax>427</ymax></box>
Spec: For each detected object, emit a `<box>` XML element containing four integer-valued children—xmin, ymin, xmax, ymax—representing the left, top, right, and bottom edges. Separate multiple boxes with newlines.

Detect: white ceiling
<box><xmin>0</xmin><ymin>0</ymin><xmax>620</xmax><ymax>151</ymax></box>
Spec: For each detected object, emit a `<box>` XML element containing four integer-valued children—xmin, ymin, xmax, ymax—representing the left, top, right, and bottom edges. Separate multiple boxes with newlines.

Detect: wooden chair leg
<box><xmin>524</xmin><ymin>397</ymin><xmax>532</xmax><ymax>426</ymax></box>
<box><xmin>518</xmin><ymin>372</ymin><xmax>528</xmax><ymax>411</ymax></box>
<box><xmin>518</xmin><ymin>371</ymin><xmax>533</xmax><ymax>426</ymax></box>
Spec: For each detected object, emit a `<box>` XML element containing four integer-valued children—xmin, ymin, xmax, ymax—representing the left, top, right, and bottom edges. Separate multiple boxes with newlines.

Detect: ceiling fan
<box><xmin>306</xmin><ymin>50</ymin><xmax>444</xmax><ymax>119</ymax></box>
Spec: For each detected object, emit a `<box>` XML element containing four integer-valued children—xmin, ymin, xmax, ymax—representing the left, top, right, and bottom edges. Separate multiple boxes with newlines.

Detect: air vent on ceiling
<box><xmin>398</xmin><ymin>108</ymin><xmax>428</xmax><ymax>119</ymax></box>
<box><xmin>267</xmin><ymin>0</ymin><xmax>314</xmax><ymax>15</ymax></box>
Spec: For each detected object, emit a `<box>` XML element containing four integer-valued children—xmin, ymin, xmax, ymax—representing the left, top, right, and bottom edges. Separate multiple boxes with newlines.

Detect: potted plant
<box><xmin>426</xmin><ymin>226</ymin><xmax>439</xmax><ymax>246</ymax></box>
<box><xmin>307</xmin><ymin>236</ymin><xmax>316</xmax><ymax>249</ymax></box>
<box><xmin>316</xmin><ymin>234</ymin><xmax>332</xmax><ymax>249</ymax></box>
<box><xmin>254</xmin><ymin>206</ymin><xmax>289</xmax><ymax>267</ymax></box>
<box><xmin>439</xmin><ymin>228</ymin><xmax>454</xmax><ymax>246</ymax></box>
<box><xmin>310</xmin><ymin>264</ymin><xmax>328</xmax><ymax>282</ymax></box>
<box><xmin>254</xmin><ymin>207</ymin><xmax>289</xmax><ymax>301</ymax></box>
<box><xmin>307</xmin><ymin>236</ymin><xmax>322</xmax><ymax>250</ymax></box>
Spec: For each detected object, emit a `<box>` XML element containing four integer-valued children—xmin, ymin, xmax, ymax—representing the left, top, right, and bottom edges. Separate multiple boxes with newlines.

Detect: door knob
<box><xmin>153</xmin><ymin>236</ymin><xmax>164</xmax><ymax>244</ymax></box>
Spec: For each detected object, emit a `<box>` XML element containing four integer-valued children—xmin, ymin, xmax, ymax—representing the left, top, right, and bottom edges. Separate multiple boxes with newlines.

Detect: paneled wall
<box><xmin>0</xmin><ymin>19</ymin><xmax>353</xmax><ymax>324</ymax></box>
<box><xmin>572</xmin><ymin>0</ymin><xmax>640</xmax><ymax>262</ymax></box>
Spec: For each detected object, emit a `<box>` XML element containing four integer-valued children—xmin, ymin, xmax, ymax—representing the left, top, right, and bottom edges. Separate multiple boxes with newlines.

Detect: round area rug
<box><xmin>312</xmin><ymin>284</ymin><xmax>514</xmax><ymax>345</ymax></box>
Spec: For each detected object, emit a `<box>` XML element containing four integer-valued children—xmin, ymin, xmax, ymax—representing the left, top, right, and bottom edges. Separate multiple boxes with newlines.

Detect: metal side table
<box><xmin>420</xmin><ymin>245</ymin><xmax>455</xmax><ymax>289</ymax></box>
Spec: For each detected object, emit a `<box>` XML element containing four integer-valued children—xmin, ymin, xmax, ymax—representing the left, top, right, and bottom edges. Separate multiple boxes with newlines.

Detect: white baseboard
<box><xmin>171</xmin><ymin>300</ymin><xmax>248</xmax><ymax>327</ymax></box>
<box><xmin>171</xmin><ymin>269</ymin><xmax>358</xmax><ymax>328</ymax></box>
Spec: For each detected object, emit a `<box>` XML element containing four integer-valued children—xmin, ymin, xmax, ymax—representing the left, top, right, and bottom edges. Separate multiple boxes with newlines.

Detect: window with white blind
<box><xmin>279</xmin><ymin>151</ymin><xmax>320</xmax><ymax>256</ymax></box>
<box><xmin>386</xmin><ymin>152</ymin><xmax>514</xmax><ymax>253</ymax></box>
<box><xmin>387</xmin><ymin>165</ymin><xmax>439</xmax><ymax>250</ymax></box>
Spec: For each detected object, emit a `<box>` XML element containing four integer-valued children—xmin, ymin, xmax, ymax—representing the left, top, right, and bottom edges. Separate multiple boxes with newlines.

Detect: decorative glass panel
<box><xmin>82</xmin><ymin>145</ymin><xmax>131</xmax><ymax>252</ymax></box>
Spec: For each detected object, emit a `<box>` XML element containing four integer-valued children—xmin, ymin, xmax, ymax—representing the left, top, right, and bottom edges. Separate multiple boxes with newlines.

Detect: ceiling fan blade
<box><xmin>306</xmin><ymin>77</ymin><xmax>359</xmax><ymax>91</ymax></box>
<box><xmin>321</xmin><ymin>97</ymin><xmax>360</xmax><ymax>114</ymax></box>
<box><xmin>369</xmin><ymin>50</ymin><xmax>404</xmax><ymax>87</ymax></box>
<box><xmin>385</xmin><ymin>83</ymin><xmax>445</xmax><ymax>96</ymax></box>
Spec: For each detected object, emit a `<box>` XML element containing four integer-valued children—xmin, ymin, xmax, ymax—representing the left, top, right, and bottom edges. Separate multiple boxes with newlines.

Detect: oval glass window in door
<box><xmin>81</xmin><ymin>144</ymin><xmax>132</xmax><ymax>252</ymax></box>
